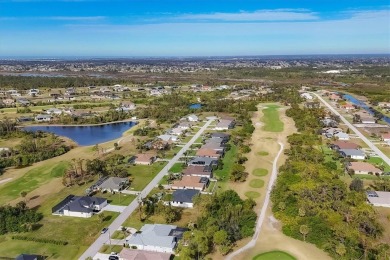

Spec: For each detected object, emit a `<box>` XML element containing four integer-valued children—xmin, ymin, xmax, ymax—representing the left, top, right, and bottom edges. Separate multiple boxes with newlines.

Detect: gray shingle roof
<box><xmin>66</xmin><ymin>196</ymin><xmax>106</xmax><ymax>213</ymax></box>
<box><xmin>127</xmin><ymin>224</ymin><xmax>177</xmax><ymax>249</ymax></box>
<box><xmin>98</xmin><ymin>177</ymin><xmax>128</xmax><ymax>190</ymax></box>
<box><xmin>172</xmin><ymin>189</ymin><xmax>199</xmax><ymax>203</ymax></box>
<box><xmin>339</xmin><ymin>149</ymin><xmax>365</xmax><ymax>157</ymax></box>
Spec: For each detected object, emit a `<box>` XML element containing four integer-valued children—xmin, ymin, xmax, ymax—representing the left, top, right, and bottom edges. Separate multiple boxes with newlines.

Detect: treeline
<box><xmin>178</xmin><ymin>190</ymin><xmax>257</xmax><ymax>258</ymax></box>
<box><xmin>0</xmin><ymin>132</ymin><xmax>71</xmax><ymax>169</ymax></box>
<box><xmin>271</xmin><ymin>106</ymin><xmax>387</xmax><ymax>259</ymax></box>
<box><xmin>54</xmin><ymin>109</ymin><xmax>133</xmax><ymax>125</ymax></box>
<box><xmin>0</xmin><ymin>202</ymin><xmax>42</xmax><ymax>234</ymax></box>
<box><xmin>0</xmin><ymin>75</ymin><xmax>121</xmax><ymax>90</ymax></box>
<box><xmin>11</xmin><ymin>235</ymin><xmax>68</xmax><ymax>245</ymax></box>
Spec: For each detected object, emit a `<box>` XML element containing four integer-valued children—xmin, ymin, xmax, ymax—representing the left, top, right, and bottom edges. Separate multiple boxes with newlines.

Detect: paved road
<box><xmin>314</xmin><ymin>93</ymin><xmax>390</xmax><ymax>166</ymax></box>
<box><xmin>226</xmin><ymin>142</ymin><xmax>284</xmax><ymax>260</ymax></box>
<box><xmin>79</xmin><ymin>119</ymin><xmax>214</xmax><ymax>260</ymax></box>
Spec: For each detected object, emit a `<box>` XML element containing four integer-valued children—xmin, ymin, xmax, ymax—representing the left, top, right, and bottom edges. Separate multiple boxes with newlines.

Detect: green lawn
<box><xmin>366</xmin><ymin>157</ymin><xmax>390</xmax><ymax>172</ymax></box>
<box><xmin>245</xmin><ymin>191</ymin><xmax>261</xmax><ymax>199</ymax></box>
<box><xmin>249</xmin><ymin>179</ymin><xmax>265</xmax><ymax>188</ymax></box>
<box><xmin>98</xmin><ymin>192</ymin><xmax>136</xmax><ymax>206</ymax></box>
<box><xmin>128</xmin><ymin>162</ymin><xmax>167</xmax><ymax>191</ymax></box>
<box><xmin>253</xmin><ymin>168</ymin><xmax>268</xmax><ymax>176</ymax></box>
<box><xmin>99</xmin><ymin>244</ymin><xmax>123</xmax><ymax>254</ymax></box>
<box><xmin>262</xmin><ymin>105</ymin><xmax>284</xmax><ymax>132</ymax></box>
<box><xmin>164</xmin><ymin>146</ymin><xmax>182</xmax><ymax>158</ymax></box>
<box><xmin>0</xmin><ymin>161</ymin><xmax>69</xmax><ymax>205</ymax></box>
<box><xmin>111</xmin><ymin>230</ymin><xmax>128</xmax><ymax>239</ymax></box>
<box><xmin>257</xmin><ymin>151</ymin><xmax>269</xmax><ymax>156</ymax></box>
<box><xmin>169</xmin><ymin>163</ymin><xmax>185</xmax><ymax>173</ymax></box>
<box><xmin>214</xmin><ymin>144</ymin><xmax>237</xmax><ymax>183</ymax></box>
<box><xmin>253</xmin><ymin>251</ymin><xmax>296</xmax><ymax>260</ymax></box>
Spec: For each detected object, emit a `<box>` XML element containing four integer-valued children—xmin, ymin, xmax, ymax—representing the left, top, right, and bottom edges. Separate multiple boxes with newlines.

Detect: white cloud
<box><xmin>174</xmin><ymin>9</ymin><xmax>319</xmax><ymax>22</ymax></box>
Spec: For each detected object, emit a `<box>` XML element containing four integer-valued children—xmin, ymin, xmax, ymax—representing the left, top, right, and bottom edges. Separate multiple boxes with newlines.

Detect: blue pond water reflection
<box><xmin>189</xmin><ymin>103</ymin><xmax>202</xmax><ymax>109</ymax></box>
<box><xmin>343</xmin><ymin>94</ymin><xmax>390</xmax><ymax>125</ymax></box>
<box><xmin>24</xmin><ymin>121</ymin><xmax>137</xmax><ymax>146</ymax></box>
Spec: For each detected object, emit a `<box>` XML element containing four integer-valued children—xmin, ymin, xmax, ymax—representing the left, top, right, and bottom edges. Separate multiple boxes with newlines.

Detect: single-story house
<box><xmin>176</xmin><ymin>122</ymin><xmax>191</xmax><ymax>130</ymax></box>
<box><xmin>116</xmin><ymin>101</ymin><xmax>136</xmax><ymax>112</ymax></box>
<box><xmin>132</xmin><ymin>154</ymin><xmax>157</xmax><ymax>165</ymax></box>
<box><xmin>381</xmin><ymin>133</ymin><xmax>390</xmax><ymax>143</ymax></box>
<box><xmin>150</xmin><ymin>139</ymin><xmax>170</xmax><ymax>150</ymax></box>
<box><xmin>210</xmin><ymin>132</ymin><xmax>230</xmax><ymax>141</ymax></box>
<box><xmin>17</xmin><ymin>99</ymin><xmax>30</xmax><ymax>106</ymax></box>
<box><xmin>171</xmin><ymin>176</ymin><xmax>208</xmax><ymax>191</ymax></box>
<box><xmin>2</xmin><ymin>98</ymin><xmax>15</xmax><ymax>106</ymax></box>
<box><xmin>214</xmin><ymin>119</ymin><xmax>235</xmax><ymax>131</ymax></box>
<box><xmin>196</xmin><ymin>148</ymin><xmax>221</xmax><ymax>159</ymax></box>
<box><xmin>329</xmin><ymin>94</ymin><xmax>341</xmax><ymax>101</ymax></box>
<box><xmin>346</xmin><ymin>162</ymin><xmax>383</xmax><ymax>175</ymax></box>
<box><xmin>52</xmin><ymin>195</ymin><xmax>107</xmax><ymax>218</ymax></box>
<box><xmin>338</xmin><ymin>149</ymin><xmax>366</xmax><ymax>160</ymax></box>
<box><xmin>188</xmin><ymin>157</ymin><xmax>218</xmax><ymax>167</ymax></box>
<box><xmin>331</xmin><ymin>141</ymin><xmax>360</xmax><ymax>150</ymax></box>
<box><xmin>182</xmin><ymin>165</ymin><xmax>213</xmax><ymax>178</ymax></box>
<box><xmin>168</xmin><ymin>189</ymin><xmax>200</xmax><ymax>208</ymax></box>
<box><xmin>15</xmin><ymin>254</ymin><xmax>44</xmax><ymax>260</ymax></box>
<box><xmin>361</xmin><ymin>116</ymin><xmax>376</xmax><ymax>124</ymax></box>
<box><xmin>366</xmin><ymin>191</ymin><xmax>390</xmax><ymax>208</ymax></box>
<box><xmin>334</xmin><ymin>132</ymin><xmax>350</xmax><ymax>141</ymax></box>
<box><xmin>201</xmin><ymin>142</ymin><xmax>225</xmax><ymax>152</ymax></box>
<box><xmin>341</xmin><ymin>103</ymin><xmax>355</xmax><ymax>110</ymax></box>
<box><xmin>46</xmin><ymin>108</ymin><xmax>63</xmax><ymax>115</ymax></box>
<box><xmin>157</xmin><ymin>135</ymin><xmax>178</xmax><ymax>143</ymax></box>
<box><xmin>126</xmin><ymin>224</ymin><xmax>186</xmax><ymax>253</ymax></box>
<box><xmin>187</xmin><ymin>114</ymin><xmax>199</xmax><ymax>122</ymax></box>
<box><xmin>321</xmin><ymin>118</ymin><xmax>339</xmax><ymax>127</ymax></box>
<box><xmin>170</xmin><ymin>128</ymin><xmax>185</xmax><ymax>136</ymax></box>
<box><xmin>98</xmin><ymin>177</ymin><xmax>129</xmax><ymax>193</ymax></box>
<box><xmin>300</xmin><ymin>93</ymin><xmax>313</xmax><ymax>100</ymax></box>
<box><xmin>35</xmin><ymin>114</ymin><xmax>53</xmax><ymax>122</ymax></box>
<box><xmin>119</xmin><ymin>248</ymin><xmax>171</xmax><ymax>260</ymax></box>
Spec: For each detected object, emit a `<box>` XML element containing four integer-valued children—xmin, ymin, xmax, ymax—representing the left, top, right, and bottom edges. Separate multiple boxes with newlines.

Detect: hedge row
<box><xmin>11</xmin><ymin>235</ymin><xmax>68</xmax><ymax>245</ymax></box>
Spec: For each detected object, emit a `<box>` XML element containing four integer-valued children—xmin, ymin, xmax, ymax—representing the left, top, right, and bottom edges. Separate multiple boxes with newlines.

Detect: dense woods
<box><xmin>272</xmin><ymin>106</ymin><xmax>387</xmax><ymax>259</ymax></box>
<box><xmin>178</xmin><ymin>190</ymin><xmax>257</xmax><ymax>258</ymax></box>
<box><xmin>0</xmin><ymin>202</ymin><xmax>42</xmax><ymax>234</ymax></box>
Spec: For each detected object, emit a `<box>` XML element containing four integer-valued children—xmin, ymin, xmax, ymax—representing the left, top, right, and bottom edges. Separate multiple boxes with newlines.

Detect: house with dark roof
<box><xmin>338</xmin><ymin>149</ymin><xmax>366</xmax><ymax>160</ymax></box>
<box><xmin>169</xmin><ymin>189</ymin><xmax>200</xmax><ymax>208</ymax></box>
<box><xmin>15</xmin><ymin>254</ymin><xmax>44</xmax><ymax>260</ymax></box>
<box><xmin>52</xmin><ymin>195</ymin><xmax>107</xmax><ymax>218</ymax></box>
<box><xmin>188</xmin><ymin>157</ymin><xmax>218</xmax><ymax>167</ymax></box>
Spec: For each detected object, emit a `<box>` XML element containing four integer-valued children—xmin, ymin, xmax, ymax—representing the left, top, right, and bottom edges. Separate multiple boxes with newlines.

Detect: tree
<box><xmin>298</xmin><ymin>207</ymin><xmax>306</xmax><ymax>217</ymax></box>
<box><xmin>213</xmin><ymin>230</ymin><xmax>228</xmax><ymax>246</ymax></box>
<box><xmin>299</xmin><ymin>225</ymin><xmax>309</xmax><ymax>241</ymax></box>
<box><xmin>335</xmin><ymin>243</ymin><xmax>346</xmax><ymax>257</ymax></box>
<box><xmin>20</xmin><ymin>191</ymin><xmax>27</xmax><ymax>202</ymax></box>
<box><xmin>349</xmin><ymin>178</ymin><xmax>364</xmax><ymax>192</ymax></box>
<box><xmin>114</xmin><ymin>142</ymin><xmax>119</xmax><ymax>150</ymax></box>
<box><xmin>98</xmin><ymin>212</ymin><xmax>106</xmax><ymax>223</ymax></box>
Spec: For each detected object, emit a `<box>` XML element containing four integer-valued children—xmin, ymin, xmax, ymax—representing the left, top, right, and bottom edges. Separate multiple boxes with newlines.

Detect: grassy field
<box><xmin>169</xmin><ymin>163</ymin><xmax>185</xmax><ymax>173</ymax></box>
<box><xmin>128</xmin><ymin>162</ymin><xmax>167</xmax><ymax>191</ymax></box>
<box><xmin>253</xmin><ymin>251</ymin><xmax>296</xmax><ymax>260</ymax></box>
<box><xmin>245</xmin><ymin>191</ymin><xmax>261</xmax><ymax>199</ymax></box>
<box><xmin>253</xmin><ymin>168</ymin><xmax>268</xmax><ymax>176</ymax></box>
<box><xmin>213</xmin><ymin>143</ymin><xmax>237</xmax><ymax>183</ymax></box>
<box><xmin>0</xmin><ymin>161</ymin><xmax>69</xmax><ymax>205</ymax></box>
<box><xmin>257</xmin><ymin>151</ymin><xmax>269</xmax><ymax>156</ymax></box>
<box><xmin>111</xmin><ymin>230</ymin><xmax>127</xmax><ymax>239</ymax></box>
<box><xmin>262</xmin><ymin>105</ymin><xmax>284</xmax><ymax>132</ymax></box>
<box><xmin>99</xmin><ymin>245</ymin><xmax>124</xmax><ymax>254</ymax></box>
<box><xmin>97</xmin><ymin>192</ymin><xmax>136</xmax><ymax>206</ymax></box>
<box><xmin>249</xmin><ymin>179</ymin><xmax>265</xmax><ymax>188</ymax></box>
<box><xmin>164</xmin><ymin>146</ymin><xmax>182</xmax><ymax>158</ymax></box>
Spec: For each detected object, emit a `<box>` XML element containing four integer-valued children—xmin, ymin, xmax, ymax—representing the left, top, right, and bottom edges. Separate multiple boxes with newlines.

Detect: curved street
<box><xmin>226</xmin><ymin>141</ymin><xmax>284</xmax><ymax>260</ymax></box>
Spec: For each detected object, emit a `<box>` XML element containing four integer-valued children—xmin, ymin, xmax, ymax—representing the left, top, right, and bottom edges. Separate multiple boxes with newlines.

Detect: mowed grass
<box><xmin>97</xmin><ymin>192</ymin><xmax>136</xmax><ymax>206</ymax></box>
<box><xmin>253</xmin><ymin>168</ymin><xmax>268</xmax><ymax>176</ymax></box>
<box><xmin>245</xmin><ymin>191</ymin><xmax>261</xmax><ymax>199</ymax></box>
<box><xmin>262</xmin><ymin>105</ymin><xmax>284</xmax><ymax>132</ymax></box>
<box><xmin>169</xmin><ymin>163</ymin><xmax>185</xmax><ymax>173</ymax></box>
<box><xmin>128</xmin><ymin>162</ymin><xmax>167</xmax><ymax>191</ymax></box>
<box><xmin>214</xmin><ymin>144</ymin><xmax>237</xmax><ymax>183</ymax></box>
<box><xmin>249</xmin><ymin>179</ymin><xmax>265</xmax><ymax>188</ymax></box>
<box><xmin>366</xmin><ymin>157</ymin><xmax>390</xmax><ymax>172</ymax></box>
<box><xmin>0</xmin><ymin>161</ymin><xmax>69</xmax><ymax>205</ymax></box>
<box><xmin>253</xmin><ymin>251</ymin><xmax>296</xmax><ymax>260</ymax></box>
<box><xmin>257</xmin><ymin>151</ymin><xmax>269</xmax><ymax>156</ymax></box>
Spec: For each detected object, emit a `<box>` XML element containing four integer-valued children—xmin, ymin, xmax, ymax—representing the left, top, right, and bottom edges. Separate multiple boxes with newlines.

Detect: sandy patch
<box><xmin>0</xmin><ymin>178</ymin><xmax>12</xmax><ymax>185</ymax></box>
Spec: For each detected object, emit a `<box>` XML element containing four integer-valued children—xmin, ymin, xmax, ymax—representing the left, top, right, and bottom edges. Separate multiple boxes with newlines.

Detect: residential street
<box><xmin>314</xmin><ymin>93</ymin><xmax>390</xmax><ymax>166</ymax></box>
<box><xmin>79</xmin><ymin>119</ymin><xmax>214</xmax><ymax>260</ymax></box>
<box><xmin>226</xmin><ymin>142</ymin><xmax>284</xmax><ymax>260</ymax></box>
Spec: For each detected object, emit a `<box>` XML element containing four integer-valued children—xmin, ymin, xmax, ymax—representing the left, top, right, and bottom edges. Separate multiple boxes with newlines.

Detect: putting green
<box><xmin>257</xmin><ymin>151</ymin><xmax>269</xmax><ymax>156</ymax></box>
<box><xmin>245</xmin><ymin>191</ymin><xmax>260</xmax><ymax>199</ymax></box>
<box><xmin>253</xmin><ymin>168</ymin><xmax>268</xmax><ymax>176</ymax></box>
<box><xmin>249</xmin><ymin>179</ymin><xmax>264</xmax><ymax>188</ymax></box>
<box><xmin>253</xmin><ymin>251</ymin><xmax>296</xmax><ymax>260</ymax></box>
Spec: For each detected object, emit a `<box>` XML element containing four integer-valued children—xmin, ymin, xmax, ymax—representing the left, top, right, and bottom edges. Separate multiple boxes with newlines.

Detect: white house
<box><xmin>300</xmin><ymin>93</ymin><xmax>313</xmax><ymax>100</ymax></box>
<box><xmin>7</xmin><ymin>90</ymin><xmax>21</xmax><ymax>97</ymax></box>
<box><xmin>35</xmin><ymin>114</ymin><xmax>53</xmax><ymax>122</ymax></box>
<box><xmin>157</xmin><ymin>135</ymin><xmax>178</xmax><ymax>143</ymax></box>
<box><xmin>366</xmin><ymin>191</ymin><xmax>390</xmax><ymax>208</ymax></box>
<box><xmin>187</xmin><ymin>114</ymin><xmax>199</xmax><ymax>122</ymax></box>
<box><xmin>126</xmin><ymin>224</ymin><xmax>186</xmax><ymax>253</ymax></box>
<box><xmin>170</xmin><ymin>128</ymin><xmax>185</xmax><ymax>136</ymax></box>
<box><xmin>46</xmin><ymin>108</ymin><xmax>63</xmax><ymax>115</ymax></box>
<box><xmin>52</xmin><ymin>195</ymin><xmax>107</xmax><ymax>218</ymax></box>
<box><xmin>214</xmin><ymin>119</ymin><xmax>234</xmax><ymax>131</ymax></box>
<box><xmin>361</xmin><ymin>117</ymin><xmax>376</xmax><ymax>124</ymax></box>
<box><xmin>28</xmin><ymin>89</ymin><xmax>39</xmax><ymax>96</ymax></box>
<box><xmin>334</xmin><ymin>132</ymin><xmax>350</xmax><ymax>141</ymax></box>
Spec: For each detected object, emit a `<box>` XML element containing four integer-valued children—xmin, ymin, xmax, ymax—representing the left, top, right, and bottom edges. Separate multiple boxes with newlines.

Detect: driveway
<box><xmin>103</xmin><ymin>204</ymin><xmax>127</xmax><ymax>213</ymax></box>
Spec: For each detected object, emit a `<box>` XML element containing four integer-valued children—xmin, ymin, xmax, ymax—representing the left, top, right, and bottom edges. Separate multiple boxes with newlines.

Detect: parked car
<box><xmin>101</xmin><ymin>227</ymin><xmax>108</xmax><ymax>234</ymax></box>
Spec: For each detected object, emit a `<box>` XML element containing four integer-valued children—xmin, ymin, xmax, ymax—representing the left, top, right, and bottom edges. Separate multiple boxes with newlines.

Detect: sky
<box><xmin>0</xmin><ymin>0</ymin><xmax>389</xmax><ymax>57</ymax></box>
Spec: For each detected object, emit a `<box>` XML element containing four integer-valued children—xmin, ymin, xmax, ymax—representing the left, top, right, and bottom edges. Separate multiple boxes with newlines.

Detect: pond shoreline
<box><xmin>17</xmin><ymin>118</ymin><xmax>137</xmax><ymax>128</ymax></box>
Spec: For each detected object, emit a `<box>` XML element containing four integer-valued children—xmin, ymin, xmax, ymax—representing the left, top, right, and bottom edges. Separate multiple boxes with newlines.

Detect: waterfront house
<box><xmin>35</xmin><ymin>114</ymin><xmax>53</xmax><ymax>122</ymax></box>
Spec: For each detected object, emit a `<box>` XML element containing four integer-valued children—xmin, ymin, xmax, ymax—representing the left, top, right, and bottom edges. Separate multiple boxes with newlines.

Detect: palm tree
<box><xmin>299</xmin><ymin>225</ymin><xmax>309</xmax><ymax>241</ymax></box>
